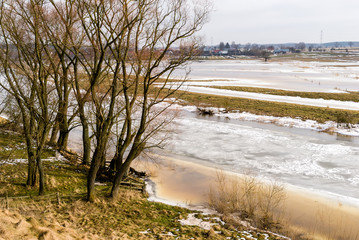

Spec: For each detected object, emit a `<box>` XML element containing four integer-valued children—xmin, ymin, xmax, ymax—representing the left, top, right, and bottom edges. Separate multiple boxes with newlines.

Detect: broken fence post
<box><xmin>5</xmin><ymin>192</ymin><xmax>9</xmax><ymax>209</ymax></box>
<box><xmin>56</xmin><ymin>192</ymin><xmax>61</xmax><ymax>205</ymax></box>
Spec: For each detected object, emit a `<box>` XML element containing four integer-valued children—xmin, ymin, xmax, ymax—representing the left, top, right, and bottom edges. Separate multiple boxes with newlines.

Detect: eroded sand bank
<box><xmin>133</xmin><ymin>153</ymin><xmax>359</xmax><ymax>239</ymax></box>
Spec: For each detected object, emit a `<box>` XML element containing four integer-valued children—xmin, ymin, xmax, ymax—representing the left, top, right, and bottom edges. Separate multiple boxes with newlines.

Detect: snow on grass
<box><xmin>216</xmin><ymin>110</ymin><xmax>359</xmax><ymax>137</ymax></box>
<box><xmin>176</xmin><ymin>85</ymin><xmax>359</xmax><ymax>111</ymax></box>
<box><xmin>178</xmin><ymin>213</ymin><xmax>216</xmax><ymax>230</ymax></box>
<box><xmin>157</xmin><ymin>101</ymin><xmax>359</xmax><ymax>137</ymax></box>
<box><xmin>0</xmin><ymin>151</ymin><xmax>66</xmax><ymax>166</ymax></box>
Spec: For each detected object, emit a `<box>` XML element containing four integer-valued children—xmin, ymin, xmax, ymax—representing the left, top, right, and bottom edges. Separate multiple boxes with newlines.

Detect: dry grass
<box><xmin>208</xmin><ymin>172</ymin><xmax>359</xmax><ymax>240</ymax></box>
<box><xmin>281</xmin><ymin>205</ymin><xmax>359</xmax><ymax>240</ymax></box>
<box><xmin>0</xmin><ymin>117</ymin><xmax>7</xmax><ymax>124</ymax></box>
<box><xmin>208</xmin><ymin>172</ymin><xmax>286</xmax><ymax>231</ymax></box>
<box><xmin>174</xmin><ymin>90</ymin><xmax>359</xmax><ymax>124</ymax></box>
<box><xmin>307</xmin><ymin>205</ymin><xmax>359</xmax><ymax>240</ymax></box>
<box><xmin>208</xmin><ymin>86</ymin><xmax>359</xmax><ymax>103</ymax></box>
<box><xmin>0</xmin><ymin>208</ymin><xmax>88</xmax><ymax>240</ymax></box>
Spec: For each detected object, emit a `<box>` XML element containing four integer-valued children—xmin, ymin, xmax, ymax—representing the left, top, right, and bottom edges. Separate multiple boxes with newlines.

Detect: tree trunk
<box><xmin>36</xmin><ymin>118</ymin><xmax>50</xmax><ymax>195</ymax></box>
<box><xmin>57</xmin><ymin>129</ymin><xmax>69</xmax><ymax>150</ymax></box>
<box><xmin>109</xmin><ymin>156</ymin><xmax>117</xmax><ymax>172</ymax></box>
<box><xmin>49</xmin><ymin>123</ymin><xmax>59</xmax><ymax>146</ymax></box>
<box><xmin>115</xmin><ymin>149</ymin><xmax>124</xmax><ymax>171</ymax></box>
<box><xmin>36</xmin><ymin>155</ymin><xmax>45</xmax><ymax>195</ymax></box>
<box><xmin>87</xmin><ymin>145</ymin><xmax>104</xmax><ymax>202</ymax></box>
<box><xmin>111</xmin><ymin>145</ymin><xmax>142</xmax><ymax>199</ymax></box>
<box><xmin>56</xmin><ymin>105</ymin><xmax>69</xmax><ymax>150</ymax></box>
<box><xmin>110</xmin><ymin>159</ymin><xmax>132</xmax><ymax>199</ymax></box>
<box><xmin>82</xmin><ymin>123</ymin><xmax>91</xmax><ymax>165</ymax></box>
<box><xmin>27</xmin><ymin>154</ymin><xmax>37</xmax><ymax>186</ymax></box>
<box><xmin>100</xmin><ymin>150</ymin><xmax>107</xmax><ymax>170</ymax></box>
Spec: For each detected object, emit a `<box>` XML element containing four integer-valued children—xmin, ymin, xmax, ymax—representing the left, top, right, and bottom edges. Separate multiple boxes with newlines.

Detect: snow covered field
<box><xmin>173</xmin><ymin>59</ymin><xmax>359</xmax><ymax>93</ymax></box>
<box><xmin>176</xmin><ymin>85</ymin><xmax>359</xmax><ymax>110</ymax></box>
<box><xmin>166</xmin><ymin>59</ymin><xmax>359</xmax><ymax>110</ymax></box>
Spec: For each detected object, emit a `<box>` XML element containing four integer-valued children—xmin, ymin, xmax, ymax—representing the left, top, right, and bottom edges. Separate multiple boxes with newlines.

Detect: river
<box><xmin>156</xmin><ymin>109</ymin><xmax>359</xmax><ymax>206</ymax></box>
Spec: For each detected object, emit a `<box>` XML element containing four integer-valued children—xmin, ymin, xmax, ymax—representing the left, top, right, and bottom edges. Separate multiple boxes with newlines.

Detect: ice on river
<box><xmin>162</xmin><ymin>112</ymin><xmax>359</xmax><ymax>205</ymax></box>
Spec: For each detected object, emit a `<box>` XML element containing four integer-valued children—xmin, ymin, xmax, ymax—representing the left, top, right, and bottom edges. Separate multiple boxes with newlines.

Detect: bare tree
<box><xmin>108</xmin><ymin>0</ymin><xmax>210</xmax><ymax>199</ymax></box>
<box><xmin>66</xmin><ymin>0</ymin><xmax>133</xmax><ymax>201</ymax></box>
<box><xmin>296</xmin><ymin>42</ymin><xmax>306</xmax><ymax>51</ymax></box>
<box><xmin>47</xmin><ymin>0</ymin><xmax>93</xmax><ymax>165</ymax></box>
<box><xmin>40</xmin><ymin>0</ymin><xmax>80</xmax><ymax>151</ymax></box>
<box><xmin>66</xmin><ymin>0</ymin><xmax>210</xmax><ymax>201</ymax></box>
<box><xmin>0</xmin><ymin>0</ymin><xmax>56</xmax><ymax>195</ymax></box>
<box><xmin>0</xmin><ymin>0</ymin><xmax>209</xmax><ymax>201</ymax></box>
<box><xmin>260</xmin><ymin>51</ymin><xmax>271</xmax><ymax>62</ymax></box>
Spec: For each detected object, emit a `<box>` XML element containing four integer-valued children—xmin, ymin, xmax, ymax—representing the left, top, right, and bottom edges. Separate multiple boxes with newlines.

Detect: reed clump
<box><xmin>209</xmin><ymin>172</ymin><xmax>286</xmax><ymax>231</ymax></box>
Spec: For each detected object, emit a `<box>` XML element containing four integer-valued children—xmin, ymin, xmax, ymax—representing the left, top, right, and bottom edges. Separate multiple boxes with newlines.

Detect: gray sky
<box><xmin>200</xmin><ymin>0</ymin><xmax>359</xmax><ymax>45</ymax></box>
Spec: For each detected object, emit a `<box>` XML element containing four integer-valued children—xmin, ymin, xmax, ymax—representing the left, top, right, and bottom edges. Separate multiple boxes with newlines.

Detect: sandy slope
<box><xmin>0</xmin><ymin>209</ymin><xmax>84</xmax><ymax>240</ymax></box>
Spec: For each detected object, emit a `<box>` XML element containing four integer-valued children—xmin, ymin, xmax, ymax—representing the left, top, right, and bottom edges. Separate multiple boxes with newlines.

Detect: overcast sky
<box><xmin>200</xmin><ymin>0</ymin><xmax>359</xmax><ymax>45</ymax></box>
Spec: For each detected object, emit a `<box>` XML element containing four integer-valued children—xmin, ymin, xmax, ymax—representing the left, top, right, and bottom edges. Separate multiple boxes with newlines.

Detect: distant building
<box><xmin>273</xmin><ymin>49</ymin><xmax>290</xmax><ymax>54</ymax></box>
<box><xmin>219</xmin><ymin>50</ymin><xmax>228</xmax><ymax>55</ymax></box>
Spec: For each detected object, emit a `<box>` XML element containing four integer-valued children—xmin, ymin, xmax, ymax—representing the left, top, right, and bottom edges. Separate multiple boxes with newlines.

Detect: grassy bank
<box><xmin>0</xmin><ymin>125</ymin><xmax>286</xmax><ymax>239</ymax></box>
<box><xmin>174</xmin><ymin>90</ymin><xmax>359</xmax><ymax>124</ymax></box>
<box><xmin>0</xmin><ymin>164</ymin><xmax>285</xmax><ymax>239</ymax></box>
<box><xmin>208</xmin><ymin>86</ymin><xmax>359</xmax><ymax>102</ymax></box>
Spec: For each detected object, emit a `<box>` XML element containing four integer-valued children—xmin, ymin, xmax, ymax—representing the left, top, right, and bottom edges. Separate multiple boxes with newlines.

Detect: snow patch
<box><xmin>154</xmin><ymin>101</ymin><xmax>359</xmax><ymax>136</ymax></box>
<box><xmin>175</xmin><ymin>85</ymin><xmax>359</xmax><ymax>111</ymax></box>
<box><xmin>178</xmin><ymin>213</ymin><xmax>216</xmax><ymax>230</ymax></box>
<box><xmin>216</xmin><ymin>110</ymin><xmax>359</xmax><ymax>137</ymax></box>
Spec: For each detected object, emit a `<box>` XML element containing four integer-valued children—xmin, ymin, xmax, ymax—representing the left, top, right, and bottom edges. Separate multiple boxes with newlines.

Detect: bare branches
<box><xmin>0</xmin><ymin>0</ymin><xmax>58</xmax><ymax>195</ymax></box>
<box><xmin>0</xmin><ymin>0</ymin><xmax>210</xmax><ymax>200</ymax></box>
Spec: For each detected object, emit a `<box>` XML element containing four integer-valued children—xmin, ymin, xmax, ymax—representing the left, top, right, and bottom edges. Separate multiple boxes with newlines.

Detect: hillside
<box><xmin>0</xmin><ymin>120</ymin><xmax>287</xmax><ymax>240</ymax></box>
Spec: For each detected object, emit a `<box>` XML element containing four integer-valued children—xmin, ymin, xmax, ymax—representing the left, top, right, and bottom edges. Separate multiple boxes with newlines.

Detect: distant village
<box><xmin>197</xmin><ymin>41</ymin><xmax>359</xmax><ymax>57</ymax></box>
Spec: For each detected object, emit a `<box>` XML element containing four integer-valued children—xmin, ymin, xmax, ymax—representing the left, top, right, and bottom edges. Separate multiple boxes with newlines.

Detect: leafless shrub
<box><xmin>197</xmin><ymin>107</ymin><xmax>215</xmax><ymax>116</ymax></box>
<box><xmin>257</xmin><ymin>181</ymin><xmax>286</xmax><ymax>229</ymax></box>
<box><xmin>208</xmin><ymin>171</ymin><xmax>286</xmax><ymax>230</ymax></box>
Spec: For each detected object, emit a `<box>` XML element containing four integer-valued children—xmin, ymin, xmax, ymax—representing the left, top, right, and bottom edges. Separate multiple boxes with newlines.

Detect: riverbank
<box><xmin>0</xmin><ymin>123</ymin><xmax>286</xmax><ymax>240</ymax></box>
<box><xmin>134</xmin><ymin>153</ymin><xmax>359</xmax><ymax>239</ymax></box>
<box><xmin>172</xmin><ymin>90</ymin><xmax>359</xmax><ymax>125</ymax></box>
